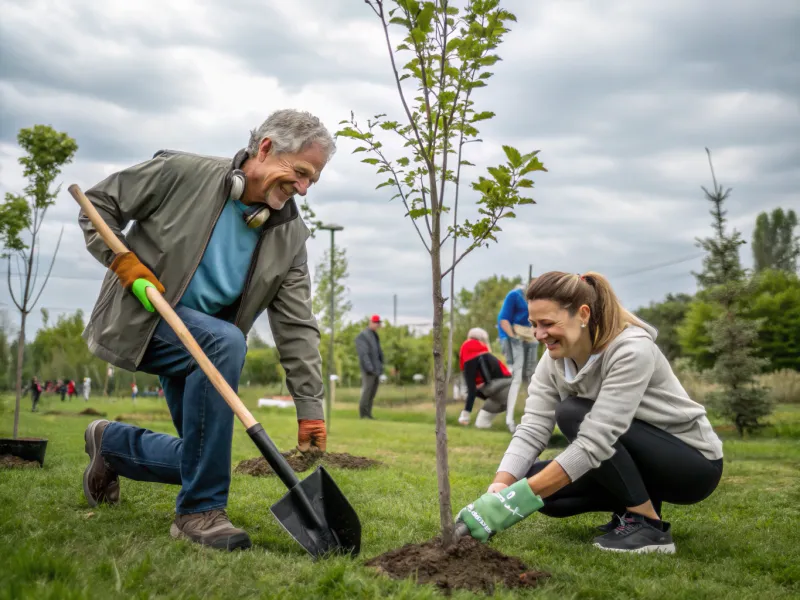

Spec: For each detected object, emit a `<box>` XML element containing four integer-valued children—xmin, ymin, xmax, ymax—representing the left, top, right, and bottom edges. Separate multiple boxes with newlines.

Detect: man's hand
<box><xmin>456</xmin><ymin>479</ymin><xmax>544</xmax><ymax>542</ymax></box>
<box><xmin>110</xmin><ymin>252</ymin><xmax>165</xmax><ymax>312</ymax></box>
<box><xmin>297</xmin><ymin>419</ymin><xmax>327</xmax><ymax>452</ymax></box>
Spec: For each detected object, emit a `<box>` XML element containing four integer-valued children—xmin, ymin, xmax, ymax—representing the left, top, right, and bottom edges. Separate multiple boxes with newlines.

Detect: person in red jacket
<box><xmin>458</xmin><ymin>328</ymin><xmax>513</xmax><ymax>429</ymax></box>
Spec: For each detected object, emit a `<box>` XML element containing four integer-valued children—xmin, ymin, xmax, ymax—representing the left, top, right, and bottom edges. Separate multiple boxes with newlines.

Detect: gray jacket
<box><xmin>498</xmin><ymin>321</ymin><xmax>724</xmax><ymax>482</ymax></box>
<box><xmin>79</xmin><ymin>148</ymin><xmax>324</xmax><ymax>420</ymax></box>
<box><xmin>355</xmin><ymin>328</ymin><xmax>383</xmax><ymax>375</ymax></box>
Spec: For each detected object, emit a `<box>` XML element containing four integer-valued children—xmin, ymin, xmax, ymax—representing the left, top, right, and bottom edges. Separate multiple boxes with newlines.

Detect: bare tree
<box><xmin>0</xmin><ymin>125</ymin><xmax>77</xmax><ymax>438</ymax></box>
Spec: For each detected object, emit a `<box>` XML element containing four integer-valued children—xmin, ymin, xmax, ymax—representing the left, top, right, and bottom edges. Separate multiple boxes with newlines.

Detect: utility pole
<box><xmin>318</xmin><ymin>223</ymin><xmax>344</xmax><ymax>432</ymax></box>
<box><xmin>528</xmin><ymin>263</ymin><xmax>533</xmax><ymax>283</ymax></box>
<box><xmin>393</xmin><ymin>294</ymin><xmax>397</xmax><ymax>325</ymax></box>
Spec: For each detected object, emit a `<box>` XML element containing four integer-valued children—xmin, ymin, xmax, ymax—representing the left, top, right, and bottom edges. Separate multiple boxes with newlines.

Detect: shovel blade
<box><xmin>270</xmin><ymin>465</ymin><xmax>361</xmax><ymax>558</ymax></box>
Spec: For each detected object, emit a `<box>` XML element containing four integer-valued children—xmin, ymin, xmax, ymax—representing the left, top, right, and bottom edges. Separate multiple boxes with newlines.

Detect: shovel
<box><xmin>69</xmin><ymin>184</ymin><xmax>361</xmax><ymax>559</ymax></box>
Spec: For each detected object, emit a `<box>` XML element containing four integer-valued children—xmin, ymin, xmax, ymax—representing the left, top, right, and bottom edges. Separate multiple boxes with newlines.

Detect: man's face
<box><xmin>243</xmin><ymin>139</ymin><xmax>328</xmax><ymax>210</ymax></box>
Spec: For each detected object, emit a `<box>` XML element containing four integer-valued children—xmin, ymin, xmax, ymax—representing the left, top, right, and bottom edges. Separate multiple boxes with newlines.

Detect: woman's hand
<box><xmin>487</xmin><ymin>471</ymin><xmax>517</xmax><ymax>493</ymax></box>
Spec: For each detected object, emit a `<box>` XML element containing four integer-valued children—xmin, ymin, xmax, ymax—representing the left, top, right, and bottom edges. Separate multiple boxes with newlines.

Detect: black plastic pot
<box><xmin>0</xmin><ymin>437</ymin><xmax>48</xmax><ymax>467</ymax></box>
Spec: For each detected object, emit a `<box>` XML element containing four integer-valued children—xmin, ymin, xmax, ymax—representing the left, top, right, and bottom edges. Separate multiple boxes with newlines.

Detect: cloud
<box><xmin>1</xmin><ymin>0</ymin><xmax>798</xmax><ymax>344</ymax></box>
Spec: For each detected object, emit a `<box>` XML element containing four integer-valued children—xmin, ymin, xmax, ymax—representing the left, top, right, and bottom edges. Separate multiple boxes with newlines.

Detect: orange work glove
<box><xmin>297</xmin><ymin>419</ymin><xmax>327</xmax><ymax>452</ymax></box>
<box><xmin>110</xmin><ymin>252</ymin><xmax>166</xmax><ymax>292</ymax></box>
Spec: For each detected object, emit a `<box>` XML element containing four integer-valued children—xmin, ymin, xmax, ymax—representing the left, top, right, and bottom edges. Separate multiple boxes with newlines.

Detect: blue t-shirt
<box><xmin>497</xmin><ymin>288</ymin><xmax>529</xmax><ymax>340</ymax></box>
<box><xmin>179</xmin><ymin>199</ymin><xmax>262</xmax><ymax>316</ymax></box>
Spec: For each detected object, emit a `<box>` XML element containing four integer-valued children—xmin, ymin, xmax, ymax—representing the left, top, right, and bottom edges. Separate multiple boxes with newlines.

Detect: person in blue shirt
<box><xmin>497</xmin><ymin>281</ymin><xmax>539</xmax><ymax>432</ymax></box>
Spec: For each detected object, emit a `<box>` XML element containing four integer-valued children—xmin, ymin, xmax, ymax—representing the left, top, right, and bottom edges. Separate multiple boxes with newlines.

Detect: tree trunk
<box><xmin>431</xmin><ymin>240</ymin><xmax>455</xmax><ymax>548</ymax></box>
<box><xmin>12</xmin><ymin>312</ymin><xmax>27</xmax><ymax>439</ymax></box>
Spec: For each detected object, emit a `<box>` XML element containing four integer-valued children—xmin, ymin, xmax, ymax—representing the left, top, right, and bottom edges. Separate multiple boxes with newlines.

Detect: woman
<box><xmin>457</xmin><ymin>328</ymin><xmax>513</xmax><ymax>429</ymax></box>
<box><xmin>456</xmin><ymin>271</ymin><xmax>724</xmax><ymax>554</ymax></box>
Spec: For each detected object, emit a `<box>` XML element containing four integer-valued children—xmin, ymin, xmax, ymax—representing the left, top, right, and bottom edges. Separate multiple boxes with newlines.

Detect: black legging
<box><xmin>529</xmin><ymin>397</ymin><xmax>723</xmax><ymax>518</ymax></box>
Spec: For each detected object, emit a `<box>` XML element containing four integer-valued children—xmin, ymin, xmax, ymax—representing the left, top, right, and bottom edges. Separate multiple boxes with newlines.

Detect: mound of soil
<box><xmin>235</xmin><ymin>447</ymin><xmax>381</xmax><ymax>476</ymax></box>
<box><xmin>78</xmin><ymin>408</ymin><xmax>105</xmax><ymax>416</ymax></box>
<box><xmin>366</xmin><ymin>535</ymin><xmax>550</xmax><ymax>595</ymax></box>
<box><xmin>43</xmin><ymin>408</ymin><xmax>107</xmax><ymax>417</ymax></box>
<box><xmin>0</xmin><ymin>454</ymin><xmax>41</xmax><ymax>469</ymax></box>
<box><xmin>114</xmin><ymin>412</ymin><xmax>171</xmax><ymax>422</ymax></box>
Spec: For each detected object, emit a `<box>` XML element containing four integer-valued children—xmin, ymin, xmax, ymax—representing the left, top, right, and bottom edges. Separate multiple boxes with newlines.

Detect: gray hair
<box><xmin>467</xmin><ymin>327</ymin><xmax>490</xmax><ymax>344</ymax></box>
<box><xmin>247</xmin><ymin>109</ymin><xmax>336</xmax><ymax>160</ymax></box>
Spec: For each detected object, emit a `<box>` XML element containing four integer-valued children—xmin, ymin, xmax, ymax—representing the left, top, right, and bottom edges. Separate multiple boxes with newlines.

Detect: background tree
<box><xmin>0</xmin><ymin>124</ymin><xmax>78</xmax><ymax>438</ymax></box>
<box><xmin>694</xmin><ymin>148</ymin><xmax>771</xmax><ymax>436</ymax></box>
<box><xmin>744</xmin><ymin>269</ymin><xmax>800</xmax><ymax>371</ymax></box>
<box><xmin>752</xmin><ymin>208</ymin><xmax>799</xmax><ymax>273</ymax></box>
<box><xmin>635</xmin><ymin>292</ymin><xmax>693</xmax><ymax>362</ymax></box>
<box><xmin>312</xmin><ymin>245</ymin><xmax>353</xmax><ymax>334</ymax></box>
<box><xmin>337</xmin><ymin>0</ymin><xmax>545</xmax><ymax>546</ymax></box>
<box><xmin>446</xmin><ymin>273</ymin><xmax>521</xmax><ymax>362</ymax></box>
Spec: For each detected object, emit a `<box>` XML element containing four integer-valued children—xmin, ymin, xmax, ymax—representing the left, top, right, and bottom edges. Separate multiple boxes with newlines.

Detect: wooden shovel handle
<box><xmin>68</xmin><ymin>184</ymin><xmax>258</xmax><ymax>429</ymax></box>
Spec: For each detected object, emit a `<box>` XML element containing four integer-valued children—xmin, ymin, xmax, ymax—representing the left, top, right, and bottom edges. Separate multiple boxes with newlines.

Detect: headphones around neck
<box><xmin>229</xmin><ymin>149</ymin><xmax>271</xmax><ymax>229</ymax></box>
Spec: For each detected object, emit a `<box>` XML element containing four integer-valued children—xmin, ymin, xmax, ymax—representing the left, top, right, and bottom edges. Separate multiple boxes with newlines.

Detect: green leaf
<box><xmin>408</xmin><ymin>208</ymin><xmax>431</xmax><ymax>219</ymax></box>
<box><xmin>502</xmin><ymin>145</ymin><xmax>522</xmax><ymax>169</ymax></box>
<box><xmin>361</xmin><ymin>157</ymin><xmax>380</xmax><ymax>165</ymax></box>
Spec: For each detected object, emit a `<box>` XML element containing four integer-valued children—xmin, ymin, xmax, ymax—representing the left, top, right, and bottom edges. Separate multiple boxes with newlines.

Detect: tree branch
<box><xmin>440</xmin><ymin>210</ymin><xmax>505</xmax><ymax>280</ymax></box>
<box><xmin>29</xmin><ymin>226</ymin><xmax>63</xmax><ymax>310</ymax></box>
<box><xmin>7</xmin><ymin>257</ymin><xmax>23</xmax><ymax>312</ymax></box>
<box><xmin>418</xmin><ymin>173</ymin><xmax>433</xmax><ymax>236</ymax></box>
<box><xmin>373</xmin><ymin>0</ymin><xmax>436</xmax><ymax>176</ymax></box>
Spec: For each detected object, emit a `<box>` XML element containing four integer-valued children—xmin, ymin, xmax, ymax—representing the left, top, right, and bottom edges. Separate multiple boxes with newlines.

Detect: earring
<box><xmin>581</xmin><ymin>322</ymin><xmax>586</xmax><ymax>329</ymax></box>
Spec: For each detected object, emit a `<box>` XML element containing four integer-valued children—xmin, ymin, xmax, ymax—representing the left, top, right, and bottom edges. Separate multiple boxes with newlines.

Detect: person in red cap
<box><xmin>355</xmin><ymin>315</ymin><xmax>384</xmax><ymax>419</ymax></box>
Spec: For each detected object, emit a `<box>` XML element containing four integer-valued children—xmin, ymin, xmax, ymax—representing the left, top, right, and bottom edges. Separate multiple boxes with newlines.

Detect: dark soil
<box><xmin>366</xmin><ymin>535</ymin><xmax>550</xmax><ymax>596</ymax></box>
<box><xmin>79</xmin><ymin>408</ymin><xmax>105</xmax><ymax>416</ymax></box>
<box><xmin>44</xmin><ymin>408</ymin><xmax>106</xmax><ymax>417</ymax></box>
<box><xmin>114</xmin><ymin>412</ymin><xmax>171</xmax><ymax>422</ymax></box>
<box><xmin>0</xmin><ymin>454</ymin><xmax>41</xmax><ymax>469</ymax></box>
<box><xmin>234</xmin><ymin>447</ymin><xmax>382</xmax><ymax>476</ymax></box>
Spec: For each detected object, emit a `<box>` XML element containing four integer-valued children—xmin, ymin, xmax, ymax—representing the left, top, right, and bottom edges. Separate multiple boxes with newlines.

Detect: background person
<box><xmin>457</xmin><ymin>327</ymin><xmax>514</xmax><ymax>429</ymax></box>
<box><xmin>355</xmin><ymin>314</ymin><xmax>384</xmax><ymax>420</ymax></box>
<box><xmin>457</xmin><ymin>271</ymin><xmax>724</xmax><ymax>554</ymax></box>
<box><xmin>497</xmin><ymin>281</ymin><xmax>539</xmax><ymax>433</ymax></box>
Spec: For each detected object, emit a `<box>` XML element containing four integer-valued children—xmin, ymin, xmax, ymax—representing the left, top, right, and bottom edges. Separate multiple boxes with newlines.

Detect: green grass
<box><xmin>1</xmin><ymin>389</ymin><xmax>799</xmax><ymax>599</ymax></box>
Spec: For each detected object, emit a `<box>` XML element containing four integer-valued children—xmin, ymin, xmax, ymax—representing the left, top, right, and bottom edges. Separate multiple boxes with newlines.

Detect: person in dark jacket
<box><xmin>458</xmin><ymin>328</ymin><xmax>513</xmax><ymax>429</ymax></box>
<box><xmin>355</xmin><ymin>315</ymin><xmax>384</xmax><ymax>419</ymax></box>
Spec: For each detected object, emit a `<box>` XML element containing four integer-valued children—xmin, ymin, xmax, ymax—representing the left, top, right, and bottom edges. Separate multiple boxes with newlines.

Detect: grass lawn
<box><xmin>1</xmin><ymin>389</ymin><xmax>799</xmax><ymax>599</ymax></box>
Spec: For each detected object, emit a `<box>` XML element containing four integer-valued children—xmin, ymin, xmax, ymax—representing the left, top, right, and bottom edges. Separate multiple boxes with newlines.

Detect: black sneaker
<box><xmin>593</xmin><ymin>513</ymin><xmax>675</xmax><ymax>554</ymax></box>
<box><xmin>596</xmin><ymin>512</ymin><xmax>624</xmax><ymax>533</ymax></box>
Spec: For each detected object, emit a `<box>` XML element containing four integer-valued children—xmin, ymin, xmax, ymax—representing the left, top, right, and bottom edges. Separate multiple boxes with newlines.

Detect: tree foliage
<box><xmin>634</xmin><ymin>293</ymin><xmax>694</xmax><ymax>363</ymax></box>
<box><xmin>693</xmin><ymin>149</ymin><xmax>772</xmax><ymax>436</ymax></box>
<box><xmin>312</xmin><ymin>245</ymin><xmax>353</xmax><ymax>334</ymax></box>
<box><xmin>336</xmin><ymin>0</ymin><xmax>544</xmax><ymax>546</ymax></box>
<box><xmin>752</xmin><ymin>207</ymin><xmax>799</xmax><ymax>274</ymax></box>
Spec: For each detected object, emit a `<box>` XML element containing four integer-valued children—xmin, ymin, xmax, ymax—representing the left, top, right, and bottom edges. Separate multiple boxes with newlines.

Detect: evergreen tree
<box><xmin>693</xmin><ymin>148</ymin><xmax>772</xmax><ymax>437</ymax></box>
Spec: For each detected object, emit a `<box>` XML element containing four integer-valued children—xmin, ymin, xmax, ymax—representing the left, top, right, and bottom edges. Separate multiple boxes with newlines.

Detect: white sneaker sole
<box><xmin>594</xmin><ymin>542</ymin><xmax>676</xmax><ymax>554</ymax></box>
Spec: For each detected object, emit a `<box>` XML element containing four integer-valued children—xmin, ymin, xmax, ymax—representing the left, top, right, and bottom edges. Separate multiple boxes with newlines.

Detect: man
<box><xmin>355</xmin><ymin>315</ymin><xmax>384</xmax><ymax>419</ymax></box>
<box><xmin>78</xmin><ymin>109</ymin><xmax>332</xmax><ymax>552</ymax></box>
<box><xmin>497</xmin><ymin>281</ymin><xmax>539</xmax><ymax>433</ymax></box>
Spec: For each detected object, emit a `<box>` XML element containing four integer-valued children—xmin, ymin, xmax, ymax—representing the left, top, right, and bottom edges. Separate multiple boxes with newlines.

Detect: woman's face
<box><xmin>528</xmin><ymin>299</ymin><xmax>590</xmax><ymax>360</ymax></box>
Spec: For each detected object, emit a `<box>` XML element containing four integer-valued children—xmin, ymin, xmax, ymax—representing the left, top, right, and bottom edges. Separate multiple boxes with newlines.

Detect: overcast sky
<box><xmin>1</xmin><ymin>0</ymin><xmax>798</xmax><ymax>343</ymax></box>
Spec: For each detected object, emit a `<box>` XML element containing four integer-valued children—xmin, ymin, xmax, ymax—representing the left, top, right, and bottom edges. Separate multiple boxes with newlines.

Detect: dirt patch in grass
<box><xmin>43</xmin><ymin>407</ymin><xmax>107</xmax><ymax>417</ymax></box>
<box><xmin>366</xmin><ymin>535</ymin><xmax>550</xmax><ymax>595</ymax></box>
<box><xmin>0</xmin><ymin>454</ymin><xmax>41</xmax><ymax>469</ymax></box>
<box><xmin>235</xmin><ymin>447</ymin><xmax>382</xmax><ymax>476</ymax></box>
<box><xmin>114</xmin><ymin>412</ymin><xmax>172</xmax><ymax>422</ymax></box>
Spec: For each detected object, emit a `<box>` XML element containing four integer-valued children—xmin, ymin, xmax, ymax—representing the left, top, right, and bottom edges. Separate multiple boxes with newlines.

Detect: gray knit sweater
<box><xmin>497</xmin><ymin>321</ymin><xmax>724</xmax><ymax>482</ymax></box>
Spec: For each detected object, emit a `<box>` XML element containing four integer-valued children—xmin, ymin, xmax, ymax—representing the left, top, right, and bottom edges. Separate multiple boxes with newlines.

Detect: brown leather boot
<box><xmin>170</xmin><ymin>509</ymin><xmax>252</xmax><ymax>551</ymax></box>
<box><xmin>82</xmin><ymin>419</ymin><xmax>120</xmax><ymax>507</ymax></box>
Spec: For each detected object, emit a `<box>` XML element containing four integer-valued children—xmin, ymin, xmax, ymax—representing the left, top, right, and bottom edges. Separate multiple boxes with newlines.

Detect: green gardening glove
<box><xmin>456</xmin><ymin>479</ymin><xmax>545</xmax><ymax>542</ymax></box>
<box><xmin>131</xmin><ymin>278</ymin><xmax>158</xmax><ymax>313</ymax></box>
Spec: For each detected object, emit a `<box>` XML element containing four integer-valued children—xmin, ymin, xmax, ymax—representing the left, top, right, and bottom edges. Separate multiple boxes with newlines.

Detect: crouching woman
<box><xmin>457</xmin><ymin>327</ymin><xmax>513</xmax><ymax>429</ymax></box>
<box><xmin>456</xmin><ymin>271</ymin><xmax>724</xmax><ymax>553</ymax></box>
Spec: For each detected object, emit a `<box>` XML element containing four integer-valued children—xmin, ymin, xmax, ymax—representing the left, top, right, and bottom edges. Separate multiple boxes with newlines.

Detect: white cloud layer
<box><xmin>1</xmin><ymin>0</ymin><xmax>798</xmax><ymax>343</ymax></box>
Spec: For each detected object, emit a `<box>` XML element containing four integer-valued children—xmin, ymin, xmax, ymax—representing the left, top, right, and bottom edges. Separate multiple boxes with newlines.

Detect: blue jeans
<box><xmin>100</xmin><ymin>306</ymin><xmax>247</xmax><ymax>515</ymax></box>
<box><xmin>500</xmin><ymin>336</ymin><xmax>538</xmax><ymax>424</ymax></box>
